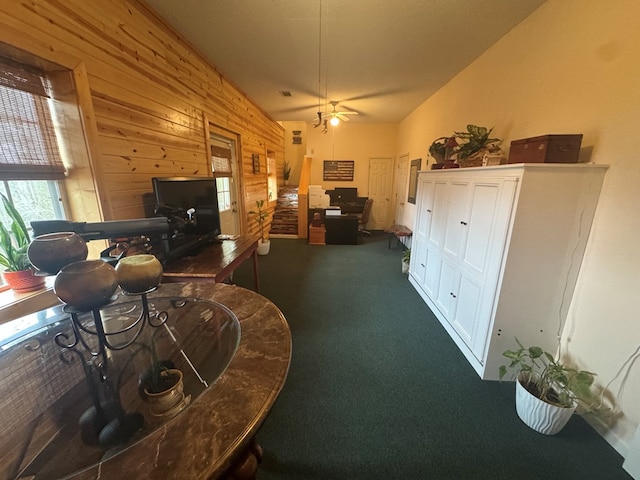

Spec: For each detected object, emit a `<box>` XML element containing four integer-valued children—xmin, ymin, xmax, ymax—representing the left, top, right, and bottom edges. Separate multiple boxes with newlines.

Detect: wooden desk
<box><xmin>162</xmin><ymin>235</ymin><xmax>260</xmax><ymax>291</ymax></box>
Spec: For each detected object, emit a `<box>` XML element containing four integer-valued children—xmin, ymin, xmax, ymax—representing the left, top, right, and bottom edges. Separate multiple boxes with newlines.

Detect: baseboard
<box><xmin>269</xmin><ymin>234</ymin><xmax>298</xmax><ymax>239</ymax></box>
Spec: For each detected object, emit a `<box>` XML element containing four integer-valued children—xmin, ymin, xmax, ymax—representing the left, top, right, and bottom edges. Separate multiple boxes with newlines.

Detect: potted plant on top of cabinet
<box><xmin>0</xmin><ymin>193</ymin><xmax>45</xmax><ymax>293</ymax></box>
<box><xmin>428</xmin><ymin>137</ymin><xmax>449</xmax><ymax>164</ymax></box>
<box><xmin>453</xmin><ymin>124</ymin><xmax>502</xmax><ymax>167</ymax></box>
<box><xmin>499</xmin><ymin>338</ymin><xmax>607</xmax><ymax>435</ymax></box>
<box><xmin>250</xmin><ymin>199</ymin><xmax>271</xmax><ymax>255</ymax></box>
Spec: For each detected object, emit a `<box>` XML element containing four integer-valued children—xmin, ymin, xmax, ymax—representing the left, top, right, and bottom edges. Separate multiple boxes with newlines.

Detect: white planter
<box><xmin>515</xmin><ymin>376</ymin><xmax>576</xmax><ymax>435</ymax></box>
<box><xmin>402</xmin><ymin>259</ymin><xmax>409</xmax><ymax>274</ymax></box>
<box><xmin>257</xmin><ymin>240</ymin><xmax>271</xmax><ymax>255</ymax></box>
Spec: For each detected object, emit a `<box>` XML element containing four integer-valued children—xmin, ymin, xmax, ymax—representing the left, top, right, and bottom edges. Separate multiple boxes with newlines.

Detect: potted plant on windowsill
<box><xmin>499</xmin><ymin>338</ymin><xmax>607</xmax><ymax>435</ymax></box>
<box><xmin>0</xmin><ymin>193</ymin><xmax>45</xmax><ymax>293</ymax></box>
<box><xmin>249</xmin><ymin>199</ymin><xmax>271</xmax><ymax>255</ymax></box>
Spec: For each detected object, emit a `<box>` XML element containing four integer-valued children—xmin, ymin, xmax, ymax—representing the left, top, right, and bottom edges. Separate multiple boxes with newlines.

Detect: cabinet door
<box><xmin>410</xmin><ymin>177</ymin><xmax>448</xmax><ymax>288</ymax></box>
<box><xmin>442</xmin><ymin>179</ymin><xmax>470</xmax><ymax>260</ymax></box>
<box><xmin>410</xmin><ymin>177</ymin><xmax>436</xmax><ymax>285</ymax></box>
<box><xmin>434</xmin><ymin>256</ymin><xmax>457</xmax><ymax>319</ymax></box>
<box><xmin>426</xmin><ymin>180</ymin><xmax>450</xmax><ymax>249</ymax></box>
<box><xmin>460</xmin><ymin>180</ymin><xmax>502</xmax><ymax>275</ymax></box>
<box><xmin>450</xmin><ymin>178</ymin><xmax>517</xmax><ymax>359</ymax></box>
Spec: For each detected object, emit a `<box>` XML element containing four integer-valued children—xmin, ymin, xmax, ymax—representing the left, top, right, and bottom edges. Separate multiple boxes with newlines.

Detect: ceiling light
<box><xmin>279</xmin><ymin>90</ymin><xmax>292</xmax><ymax>97</ymax></box>
<box><xmin>330</xmin><ymin>116</ymin><xmax>339</xmax><ymax>126</ymax></box>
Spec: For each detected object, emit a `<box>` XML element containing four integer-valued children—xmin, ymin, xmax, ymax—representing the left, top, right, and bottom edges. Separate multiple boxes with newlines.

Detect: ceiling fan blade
<box><xmin>336</xmin><ymin>113</ymin><xmax>350</xmax><ymax>121</ymax></box>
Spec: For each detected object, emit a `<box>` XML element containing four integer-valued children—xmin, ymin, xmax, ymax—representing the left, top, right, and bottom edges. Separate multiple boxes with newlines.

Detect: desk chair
<box><xmin>358</xmin><ymin>198</ymin><xmax>373</xmax><ymax>235</ymax></box>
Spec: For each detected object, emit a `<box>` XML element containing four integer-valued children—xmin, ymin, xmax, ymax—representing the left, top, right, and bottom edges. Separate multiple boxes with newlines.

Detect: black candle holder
<box><xmin>54</xmin><ymin>287</ymin><xmax>168</xmax><ymax>377</ymax></box>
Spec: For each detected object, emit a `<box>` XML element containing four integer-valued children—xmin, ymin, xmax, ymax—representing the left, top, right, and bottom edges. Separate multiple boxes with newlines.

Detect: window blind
<box><xmin>0</xmin><ymin>57</ymin><xmax>66</xmax><ymax>180</ymax></box>
<box><xmin>210</xmin><ymin>144</ymin><xmax>232</xmax><ymax>177</ymax></box>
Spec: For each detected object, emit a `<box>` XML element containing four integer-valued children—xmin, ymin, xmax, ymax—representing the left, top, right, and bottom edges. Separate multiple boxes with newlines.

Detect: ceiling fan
<box><xmin>313</xmin><ymin>101</ymin><xmax>358</xmax><ymax>131</ymax></box>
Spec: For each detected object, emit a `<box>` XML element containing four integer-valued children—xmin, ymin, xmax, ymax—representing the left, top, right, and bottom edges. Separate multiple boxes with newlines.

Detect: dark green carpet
<box><xmin>232</xmin><ymin>234</ymin><xmax>630</xmax><ymax>480</ymax></box>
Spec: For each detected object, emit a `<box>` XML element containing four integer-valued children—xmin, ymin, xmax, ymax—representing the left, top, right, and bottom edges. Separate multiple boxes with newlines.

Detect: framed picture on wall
<box><xmin>408</xmin><ymin>158</ymin><xmax>421</xmax><ymax>204</ymax></box>
<box><xmin>323</xmin><ymin>160</ymin><xmax>354</xmax><ymax>181</ymax></box>
<box><xmin>252</xmin><ymin>153</ymin><xmax>260</xmax><ymax>174</ymax></box>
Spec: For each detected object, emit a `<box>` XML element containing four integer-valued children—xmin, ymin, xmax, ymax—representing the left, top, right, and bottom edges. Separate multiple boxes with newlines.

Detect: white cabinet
<box><xmin>409</xmin><ymin>164</ymin><xmax>607</xmax><ymax>380</ymax></box>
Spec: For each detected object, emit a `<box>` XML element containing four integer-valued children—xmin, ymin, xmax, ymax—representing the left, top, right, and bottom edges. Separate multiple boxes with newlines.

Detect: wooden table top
<box><xmin>162</xmin><ymin>235</ymin><xmax>259</xmax><ymax>282</ymax></box>
<box><xmin>0</xmin><ymin>282</ymin><xmax>291</xmax><ymax>479</ymax></box>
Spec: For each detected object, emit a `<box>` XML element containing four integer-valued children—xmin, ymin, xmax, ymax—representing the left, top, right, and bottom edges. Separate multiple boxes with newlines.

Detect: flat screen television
<box><xmin>152</xmin><ymin>177</ymin><xmax>221</xmax><ymax>259</ymax></box>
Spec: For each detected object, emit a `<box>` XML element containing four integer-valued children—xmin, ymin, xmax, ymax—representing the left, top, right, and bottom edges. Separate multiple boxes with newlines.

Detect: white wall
<box><xmin>397</xmin><ymin>0</ymin><xmax>640</xmax><ymax>456</ymax></box>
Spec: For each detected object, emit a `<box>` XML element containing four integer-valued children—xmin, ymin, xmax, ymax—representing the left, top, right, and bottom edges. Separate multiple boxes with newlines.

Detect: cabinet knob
<box><xmin>427</xmin><ymin>209</ymin><xmax>432</xmax><ymax>213</ymax></box>
<box><xmin>450</xmin><ymin>292</ymin><xmax>457</xmax><ymax>298</ymax></box>
<box><xmin>460</xmin><ymin>221</ymin><xmax>467</xmax><ymax>225</ymax></box>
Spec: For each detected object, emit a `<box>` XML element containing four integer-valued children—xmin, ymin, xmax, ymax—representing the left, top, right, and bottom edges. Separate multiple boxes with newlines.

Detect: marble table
<box><xmin>0</xmin><ymin>282</ymin><xmax>291</xmax><ymax>479</ymax></box>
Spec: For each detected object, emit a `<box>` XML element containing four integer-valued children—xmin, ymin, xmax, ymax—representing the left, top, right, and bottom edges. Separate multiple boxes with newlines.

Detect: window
<box><xmin>0</xmin><ymin>180</ymin><xmax>65</xmax><ymax>226</ymax></box>
<box><xmin>0</xmin><ymin>58</ymin><xmax>66</xmax><ymax>180</ymax></box>
<box><xmin>0</xmin><ymin>55</ymin><xmax>69</xmax><ymax>290</ymax></box>
<box><xmin>215</xmin><ymin>177</ymin><xmax>231</xmax><ymax>213</ymax></box>
<box><xmin>267</xmin><ymin>152</ymin><xmax>277</xmax><ymax>202</ymax></box>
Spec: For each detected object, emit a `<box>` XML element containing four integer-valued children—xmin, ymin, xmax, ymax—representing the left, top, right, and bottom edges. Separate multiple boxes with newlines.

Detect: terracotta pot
<box><xmin>28</xmin><ymin>232</ymin><xmax>88</xmax><ymax>275</ymax></box>
<box><xmin>115</xmin><ymin>254</ymin><xmax>163</xmax><ymax>293</ymax></box>
<box><xmin>54</xmin><ymin>260</ymin><xmax>118</xmax><ymax>311</ymax></box>
<box><xmin>2</xmin><ymin>269</ymin><xmax>46</xmax><ymax>293</ymax></box>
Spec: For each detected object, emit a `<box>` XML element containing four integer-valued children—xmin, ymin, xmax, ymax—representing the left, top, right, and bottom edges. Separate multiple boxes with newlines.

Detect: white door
<box><xmin>210</xmin><ymin>133</ymin><xmax>241</xmax><ymax>235</ymax></box>
<box><xmin>394</xmin><ymin>154</ymin><xmax>409</xmax><ymax>224</ymax></box>
<box><xmin>368</xmin><ymin>158</ymin><xmax>393</xmax><ymax>230</ymax></box>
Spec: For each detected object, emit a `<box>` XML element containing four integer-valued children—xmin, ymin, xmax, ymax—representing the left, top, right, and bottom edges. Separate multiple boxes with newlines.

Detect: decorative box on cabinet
<box><xmin>508</xmin><ymin>134</ymin><xmax>583</xmax><ymax>164</ymax></box>
<box><xmin>408</xmin><ymin>164</ymin><xmax>607</xmax><ymax>380</ymax></box>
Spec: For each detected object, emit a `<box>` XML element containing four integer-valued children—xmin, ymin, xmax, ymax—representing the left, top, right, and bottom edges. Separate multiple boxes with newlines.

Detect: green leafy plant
<box><xmin>283</xmin><ymin>160</ymin><xmax>291</xmax><ymax>181</ymax></box>
<box><xmin>249</xmin><ymin>199</ymin><xmax>270</xmax><ymax>242</ymax></box>
<box><xmin>402</xmin><ymin>248</ymin><xmax>411</xmax><ymax>263</ymax></box>
<box><xmin>454</xmin><ymin>124</ymin><xmax>501</xmax><ymax>161</ymax></box>
<box><xmin>499</xmin><ymin>338</ymin><xmax>604</xmax><ymax>412</ymax></box>
<box><xmin>428</xmin><ymin>137</ymin><xmax>449</xmax><ymax>163</ymax></box>
<box><xmin>0</xmin><ymin>193</ymin><xmax>32</xmax><ymax>272</ymax></box>
<box><xmin>140</xmin><ymin>337</ymin><xmax>178</xmax><ymax>394</ymax></box>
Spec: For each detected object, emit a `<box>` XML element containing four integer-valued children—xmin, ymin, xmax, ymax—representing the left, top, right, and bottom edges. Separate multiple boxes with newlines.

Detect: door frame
<box><xmin>205</xmin><ymin>119</ymin><xmax>245</xmax><ymax>235</ymax></box>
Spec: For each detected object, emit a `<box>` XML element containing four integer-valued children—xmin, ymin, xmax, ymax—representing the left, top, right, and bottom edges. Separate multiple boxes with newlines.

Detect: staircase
<box><xmin>270</xmin><ymin>186</ymin><xmax>298</xmax><ymax>237</ymax></box>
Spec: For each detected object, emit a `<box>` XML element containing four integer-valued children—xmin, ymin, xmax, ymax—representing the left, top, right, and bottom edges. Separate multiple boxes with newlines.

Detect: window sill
<box><xmin>0</xmin><ymin>277</ymin><xmax>60</xmax><ymax>325</ymax></box>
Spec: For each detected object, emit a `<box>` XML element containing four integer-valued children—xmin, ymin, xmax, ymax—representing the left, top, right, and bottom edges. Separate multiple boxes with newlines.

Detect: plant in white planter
<box><xmin>499</xmin><ymin>338</ymin><xmax>606</xmax><ymax>435</ymax></box>
<box><xmin>402</xmin><ymin>248</ymin><xmax>410</xmax><ymax>274</ymax></box>
<box><xmin>249</xmin><ymin>199</ymin><xmax>271</xmax><ymax>255</ymax></box>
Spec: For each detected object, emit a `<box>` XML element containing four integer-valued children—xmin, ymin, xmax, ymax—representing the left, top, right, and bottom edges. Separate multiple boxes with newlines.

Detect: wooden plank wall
<box><xmin>0</xmin><ymin>0</ymin><xmax>284</xmax><ymax>238</ymax></box>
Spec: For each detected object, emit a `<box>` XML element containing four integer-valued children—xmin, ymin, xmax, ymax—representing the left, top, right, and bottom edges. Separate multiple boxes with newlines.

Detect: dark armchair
<box><xmin>357</xmin><ymin>198</ymin><xmax>373</xmax><ymax>235</ymax></box>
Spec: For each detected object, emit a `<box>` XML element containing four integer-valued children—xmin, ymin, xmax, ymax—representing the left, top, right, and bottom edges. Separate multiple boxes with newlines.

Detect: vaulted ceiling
<box><xmin>144</xmin><ymin>0</ymin><xmax>546</xmax><ymax>124</ymax></box>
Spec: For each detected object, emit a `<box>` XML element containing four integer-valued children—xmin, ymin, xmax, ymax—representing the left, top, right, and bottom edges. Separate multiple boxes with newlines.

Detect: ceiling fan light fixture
<box><xmin>330</xmin><ymin>116</ymin><xmax>340</xmax><ymax>126</ymax></box>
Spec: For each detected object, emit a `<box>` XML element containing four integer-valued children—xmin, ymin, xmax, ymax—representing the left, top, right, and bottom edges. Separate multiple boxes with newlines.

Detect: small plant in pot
<box><xmin>139</xmin><ymin>339</ymin><xmax>185</xmax><ymax>418</ymax></box>
<box><xmin>499</xmin><ymin>338</ymin><xmax>606</xmax><ymax>435</ymax></box>
<box><xmin>249</xmin><ymin>199</ymin><xmax>271</xmax><ymax>255</ymax></box>
<box><xmin>283</xmin><ymin>160</ymin><xmax>292</xmax><ymax>185</ymax></box>
<box><xmin>0</xmin><ymin>193</ymin><xmax>45</xmax><ymax>293</ymax></box>
<box><xmin>453</xmin><ymin>124</ymin><xmax>502</xmax><ymax>167</ymax></box>
<box><xmin>402</xmin><ymin>248</ymin><xmax>410</xmax><ymax>274</ymax></box>
<box><xmin>428</xmin><ymin>137</ymin><xmax>449</xmax><ymax>164</ymax></box>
